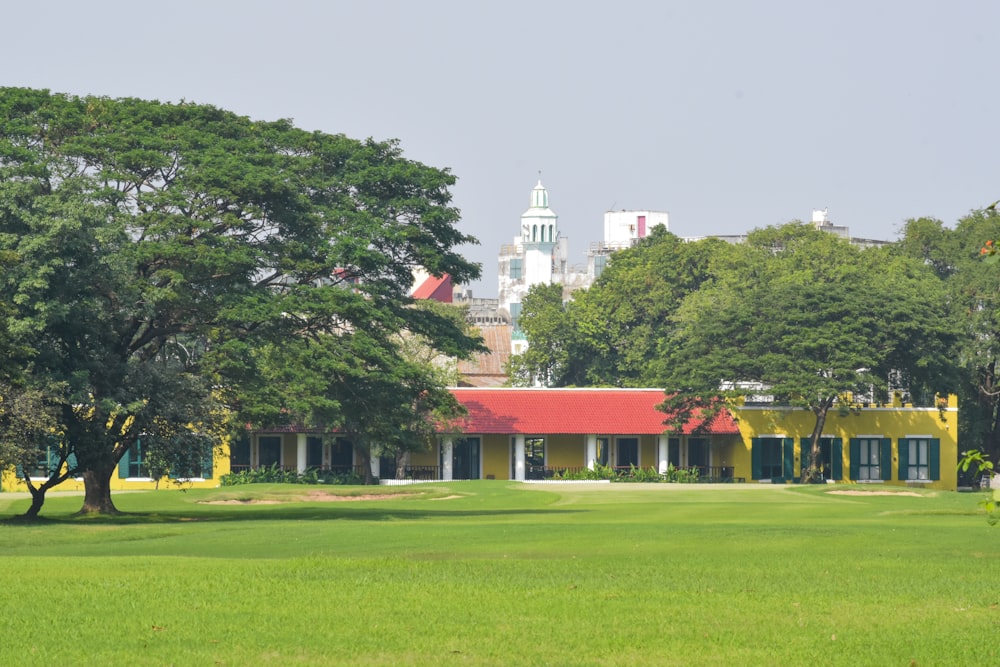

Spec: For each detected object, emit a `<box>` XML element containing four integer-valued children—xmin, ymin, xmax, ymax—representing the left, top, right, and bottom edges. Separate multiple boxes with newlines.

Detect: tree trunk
<box><xmin>22</xmin><ymin>485</ymin><xmax>46</xmax><ymax>519</ymax></box>
<box><xmin>21</xmin><ymin>471</ymin><xmax>73</xmax><ymax>519</ymax></box>
<box><xmin>356</xmin><ymin>445</ymin><xmax>375</xmax><ymax>485</ymax></box>
<box><xmin>800</xmin><ymin>400</ymin><xmax>832</xmax><ymax>483</ymax></box>
<box><xmin>78</xmin><ymin>467</ymin><xmax>120</xmax><ymax>515</ymax></box>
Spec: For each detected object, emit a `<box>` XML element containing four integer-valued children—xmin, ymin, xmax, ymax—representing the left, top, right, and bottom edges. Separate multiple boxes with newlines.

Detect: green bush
<box><xmin>220</xmin><ymin>465</ymin><xmax>365</xmax><ymax>487</ymax></box>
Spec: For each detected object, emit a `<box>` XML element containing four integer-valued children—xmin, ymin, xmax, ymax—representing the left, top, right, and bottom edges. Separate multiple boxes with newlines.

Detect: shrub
<box><xmin>220</xmin><ymin>465</ymin><xmax>366</xmax><ymax>487</ymax></box>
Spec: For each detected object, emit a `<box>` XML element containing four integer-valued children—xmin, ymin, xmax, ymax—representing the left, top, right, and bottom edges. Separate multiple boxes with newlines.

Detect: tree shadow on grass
<box><xmin>0</xmin><ymin>505</ymin><xmax>588</xmax><ymax>526</ymax></box>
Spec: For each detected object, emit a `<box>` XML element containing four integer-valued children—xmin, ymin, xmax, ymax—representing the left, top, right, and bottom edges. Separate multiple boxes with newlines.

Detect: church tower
<box><xmin>519</xmin><ymin>180</ymin><xmax>558</xmax><ymax>287</ymax></box>
<box><xmin>498</xmin><ymin>179</ymin><xmax>562</xmax><ymax>332</ymax></box>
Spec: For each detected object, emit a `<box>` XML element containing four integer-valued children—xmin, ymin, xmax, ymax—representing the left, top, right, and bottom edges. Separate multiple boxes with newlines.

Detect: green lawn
<box><xmin>0</xmin><ymin>482</ymin><xmax>995</xmax><ymax>666</ymax></box>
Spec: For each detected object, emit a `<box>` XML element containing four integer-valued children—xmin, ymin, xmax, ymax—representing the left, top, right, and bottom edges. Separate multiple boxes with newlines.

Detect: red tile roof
<box><xmin>448</xmin><ymin>388</ymin><xmax>739</xmax><ymax>435</ymax></box>
<box><xmin>411</xmin><ymin>274</ymin><xmax>452</xmax><ymax>302</ymax></box>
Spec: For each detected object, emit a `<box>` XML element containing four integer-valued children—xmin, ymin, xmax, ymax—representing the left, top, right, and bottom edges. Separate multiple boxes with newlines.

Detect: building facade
<box><xmin>233</xmin><ymin>388</ymin><xmax>959</xmax><ymax>490</ymax></box>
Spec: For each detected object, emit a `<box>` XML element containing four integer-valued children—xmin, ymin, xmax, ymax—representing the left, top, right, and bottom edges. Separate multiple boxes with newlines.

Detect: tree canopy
<box><xmin>660</xmin><ymin>224</ymin><xmax>955</xmax><ymax>479</ymax></box>
<box><xmin>513</xmin><ymin>222</ymin><xmax>956</xmax><ymax>481</ymax></box>
<box><xmin>0</xmin><ymin>87</ymin><xmax>480</xmax><ymax>515</ymax></box>
<box><xmin>899</xmin><ymin>210</ymin><xmax>1000</xmax><ymax>466</ymax></box>
<box><xmin>508</xmin><ymin>228</ymin><xmax>725</xmax><ymax>387</ymax></box>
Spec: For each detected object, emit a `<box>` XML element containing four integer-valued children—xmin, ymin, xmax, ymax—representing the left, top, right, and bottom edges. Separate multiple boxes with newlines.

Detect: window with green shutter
<box><xmin>898</xmin><ymin>438</ymin><xmax>940</xmax><ymax>481</ymax></box>
<box><xmin>752</xmin><ymin>437</ymin><xmax>791</xmax><ymax>481</ymax></box>
<box><xmin>119</xmin><ymin>439</ymin><xmax>149</xmax><ymax>479</ymax></box>
<box><xmin>799</xmin><ymin>437</ymin><xmax>843</xmax><ymax>480</ymax></box>
<box><xmin>849</xmin><ymin>437</ymin><xmax>892</xmax><ymax>481</ymax></box>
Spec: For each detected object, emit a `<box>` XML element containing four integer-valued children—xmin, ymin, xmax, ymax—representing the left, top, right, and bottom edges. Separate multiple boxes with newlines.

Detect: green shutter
<box><xmin>831</xmin><ymin>439</ymin><xmax>843</xmax><ymax>480</ymax></box>
<box><xmin>46</xmin><ymin>445</ymin><xmax>60</xmax><ymax>475</ymax></box>
<box><xmin>929</xmin><ymin>438</ymin><xmax>940</xmax><ymax>481</ymax></box>
<box><xmin>67</xmin><ymin>452</ymin><xmax>78</xmax><ymax>476</ymax></box>
<box><xmin>751</xmin><ymin>438</ymin><xmax>761</xmax><ymax>480</ymax></box>
<box><xmin>880</xmin><ymin>438</ymin><xmax>892</xmax><ymax>481</ymax></box>
<box><xmin>849</xmin><ymin>439</ymin><xmax>860</xmax><ymax>480</ymax></box>
<box><xmin>898</xmin><ymin>438</ymin><xmax>910</xmax><ymax>481</ymax></box>
<box><xmin>783</xmin><ymin>438</ymin><xmax>794</xmax><ymax>481</ymax></box>
<box><xmin>202</xmin><ymin>445</ymin><xmax>214</xmax><ymax>479</ymax></box>
<box><xmin>118</xmin><ymin>447</ymin><xmax>130</xmax><ymax>479</ymax></box>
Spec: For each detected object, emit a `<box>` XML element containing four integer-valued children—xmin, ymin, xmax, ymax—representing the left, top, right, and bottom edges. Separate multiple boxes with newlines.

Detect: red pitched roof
<box><xmin>449</xmin><ymin>388</ymin><xmax>739</xmax><ymax>435</ymax></box>
<box><xmin>411</xmin><ymin>274</ymin><xmax>453</xmax><ymax>302</ymax></box>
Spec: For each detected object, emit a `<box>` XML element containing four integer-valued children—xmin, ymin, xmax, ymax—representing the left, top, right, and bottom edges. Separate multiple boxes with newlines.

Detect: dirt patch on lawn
<box><xmin>200</xmin><ymin>492</ymin><xmax>411</xmax><ymax>505</ymax></box>
<box><xmin>826</xmin><ymin>490</ymin><xmax>924</xmax><ymax>497</ymax></box>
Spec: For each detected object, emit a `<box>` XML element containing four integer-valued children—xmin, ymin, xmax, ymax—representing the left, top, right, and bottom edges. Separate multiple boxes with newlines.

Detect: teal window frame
<box><xmin>594</xmin><ymin>254</ymin><xmax>608</xmax><ymax>278</ymax></box>
<box><xmin>898</xmin><ymin>438</ymin><xmax>940</xmax><ymax>481</ymax></box>
<box><xmin>509</xmin><ymin>302</ymin><xmax>522</xmax><ymax>330</ymax></box>
<box><xmin>799</xmin><ymin>437</ymin><xmax>843</xmax><ymax>480</ymax></box>
<box><xmin>510</xmin><ymin>258</ymin><xmax>522</xmax><ymax>279</ymax></box>
<box><xmin>751</xmin><ymin>437</ymin><xmax>794</xmax><ymax>481</ymax></box>
<box><xmin>119</xmin><ymin>438</ymin><xmax>149</xmax><ymax>479</ymax></box>
<box><xmin>18</xmin><ymin>441</ymin><xmax>77</xmax><ymax>480</ymax></box>
<box><xmin>849</xmin><ymin>438</ymin><xmax>892</xmax><ymax>481</ymax></box>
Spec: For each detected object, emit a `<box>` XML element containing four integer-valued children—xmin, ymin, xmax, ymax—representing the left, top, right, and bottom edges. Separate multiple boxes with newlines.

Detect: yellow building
<box><xmin>238</xmin><ymin>389</ymin><xmax>958</xmax><ymax>490</ymax></box>
<box><xmin>734</xmin><ymin>395</ymin><xmax>958</xmax><ymax>490</ymax></box>
<box><xmin>1</xmin><ymin>440</ymin><xmax>231</xmax><ymax>493</ymax></box>
<box><xmin>13</xmin><ymin>389</ymin><xmax>950</xmax><ymax>494</ymax></box>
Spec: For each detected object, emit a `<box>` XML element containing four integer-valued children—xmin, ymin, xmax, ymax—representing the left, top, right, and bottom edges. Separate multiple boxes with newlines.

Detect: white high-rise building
<box><xmin>498</xmin><ymin>181</ymin><xmax>587</xmax><ymax>332</ymax></box>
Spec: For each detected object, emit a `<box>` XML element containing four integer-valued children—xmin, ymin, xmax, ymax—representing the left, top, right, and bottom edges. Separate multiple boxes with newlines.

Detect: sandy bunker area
<box><xmin>825</xmin><ymin>489</ymin><xmax>924</xmax><ymax>497</ymax></box>
<box><xmin>201</xmin><ymin>491</ymin><xmax>412</xmax><ymax>505</ymax></box>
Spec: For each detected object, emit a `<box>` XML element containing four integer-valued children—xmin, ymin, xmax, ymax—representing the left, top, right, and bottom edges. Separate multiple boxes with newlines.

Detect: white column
<box><xmin>657</xmin><ymin>435</ymin><xmax>669</xmax><ymax>474</ymax></box>
<box><xmin>370</xmin><ymin>454</ymin><xmax>380</xmax><ymax>480</ymax></box>
<box><xmin>442</xmin><ymin>437</ymin><xmax>454</xmax><ymax>481</ymax></box>
<box><xmin>514</xmin><ymin>435</ymin><xmax>526</xmax><ymax>481</ymax></box>
<box><xmin>296</xmin><ymin>434</ymin><xmax>307</xmax><ymax>474</ymax></box>
<box><xmin>586</xmin><ymin>434</ymin><xmax>597</xmax><ymax>470</ymax></box>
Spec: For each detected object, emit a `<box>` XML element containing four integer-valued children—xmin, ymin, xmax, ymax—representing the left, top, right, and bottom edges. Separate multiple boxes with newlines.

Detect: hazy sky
<box><xmin>4</xmin><ymin>1</ymin><xmax>998</xmax><ymax>293</ymax></box>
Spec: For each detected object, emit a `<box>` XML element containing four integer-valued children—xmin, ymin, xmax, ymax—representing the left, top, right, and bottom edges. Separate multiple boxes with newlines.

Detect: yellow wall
<box><xmin>547</xmin><ymin>434</ymin><xmax>586</xmax><ymax>470</ymax></box>
<box><xmin>639</xmin><ymin>436</ymin><xmax>656</xmax><ymax>468</ymax></box>
<box><xmin>732</xmin><ymin>401</ymin><xmax>958</xmax><ymax>490</ymax></box>
<box><xmin>481</xmin><ymin>435</ymin><xmax>509</xmax><ymax>479</ymax></box>
<box><xmin>1</xmin><ymin>443</ymin><xmax>232</xmax><ymax>493</ymax></box>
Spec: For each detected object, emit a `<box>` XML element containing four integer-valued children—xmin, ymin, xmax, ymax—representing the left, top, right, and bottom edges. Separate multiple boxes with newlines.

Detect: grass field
<box><xmin>0</xmin><ymin>482</ymin><xmax>996</xmax><ymax>666</ymax></box>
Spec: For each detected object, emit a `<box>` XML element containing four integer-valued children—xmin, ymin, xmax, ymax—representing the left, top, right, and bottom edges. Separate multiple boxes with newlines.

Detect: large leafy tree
<box><xmin>899</xmin><ymin>210</ymin><xmax>1000</xmax><ymax>465</ymax></box>
<box><xmin>0</xmin><ymin>88</ymin><xmax>479</xmax><ymax>514</ymax></box>
<box><xmin>509</xmin><ymin>229</ymin><xmax>727</xmax><ymax>387</ymax></box>
<box><xmin>662</xmin><ymin>223</ymin><xmax>956</xmax><ymax>480</ymax></box>
<box><xmin>250</xmin><ymin>299</ymin><xmax>479</xmax><ymax>483</ymax></box>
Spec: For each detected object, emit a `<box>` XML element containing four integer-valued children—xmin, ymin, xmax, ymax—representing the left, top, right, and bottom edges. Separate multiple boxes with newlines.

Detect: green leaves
<box><xmin>0</xmin><ymin>87</ymin><xmax>481</xmax><ymax>507</ymax></box>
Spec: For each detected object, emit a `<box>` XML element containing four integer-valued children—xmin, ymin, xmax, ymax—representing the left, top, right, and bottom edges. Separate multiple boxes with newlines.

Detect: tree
<box><xmin>0</xmin><ymin>380</ymin><xmax>66</xmax><ymax>518</ymax></box>
<box><xmin>250</xmin><ymin>298</ymin><xmax>480</xmax><ymax>483</ymax></box>
<box><xmin>509</xmin><ymin>229</ymin><xmax>728</xmax><ymax>387</ymax></box>
<box><xmin>506</xmin><ymin>282</ymin><xmax>575</xmax><ymax>386</ymax></box>
<box><xmin>0</xmin><ymin>88</ymin><xmax>480</xmax><ymax>514</ymax></box>
<box><xmin>662</xmin><ymin>223</ymin><xmax>956</xmax><ymax>481</ymax></box>
<box><xmin>899</xmin><ymin>211</ymin><xmax>1000</xmax><ymax>466</ymax></box>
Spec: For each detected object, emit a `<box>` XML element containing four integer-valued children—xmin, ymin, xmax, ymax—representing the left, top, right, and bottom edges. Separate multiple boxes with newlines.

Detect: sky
<box><xmin>3</xmin><ymin>1</ymin><xmax>999</xmax><ymax>294</ymax></box>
